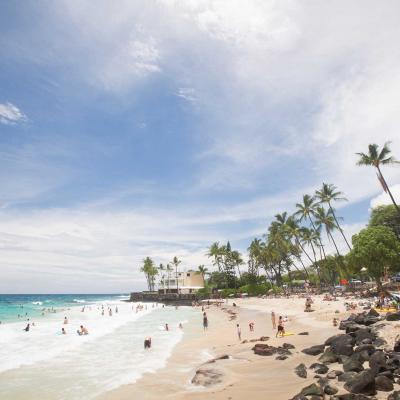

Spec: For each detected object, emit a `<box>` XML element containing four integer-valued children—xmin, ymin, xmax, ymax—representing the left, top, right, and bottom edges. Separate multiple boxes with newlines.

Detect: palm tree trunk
<box><xmin>296</xmin><ymin>238</ymin><xmax>314</xmax><ymax>265</ymax></box>
<box><xmin>296</xmin><ymin>255</ymin><xmax>310</xmax><ymax>279</ymax></box>
<box><xmin>309</xmin><ymin>216</ymin><xmax>326</xmax><ymax>259</ymax></box>
<box><xmin>328</xmin><ymin>231</ymin><xmax>341</xmax><ymax>257</ymax></box>
<box><xmin>377</xmin><ymin>166</ymin><xmax>400</xmax><ymax>215</ymax></box>
<box><xmin>328</xmin><ymin>202</ymin><xmax>352</xmax><ymax>250</ymax></box>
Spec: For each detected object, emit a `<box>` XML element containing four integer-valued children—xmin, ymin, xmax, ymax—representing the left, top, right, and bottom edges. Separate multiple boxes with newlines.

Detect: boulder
<box><xmin>355</xmin><ymin>328</ymin><xmax>376</xmax><ymax>344</ymax></box>
<box><xmin>298</xmin><ymin>331</ymin><xmax>309</xmax><ymax>335</ymax></box>
<box><xmin>299</xmin><ymin>383</ymin><xmax>323</xmax><ymax>397</ymax></box>
<box><xmin>259</xmin><ymin>336</ymin><xmax>270</xmax><ymax>341</ymax></box>
<box><xmin>374</xmin><ymin>375</ymin><xmax>393</xmax><ymax>392</ymax></box>
<box><xmin>324</xmin><ymin>384</ymin><xmax>339</xmax><ymax>395</ymax></box>
<box><xmin>388</xmin><ymin>391</ymin><xmax>400</xmax><ymax>400</ymax></box>
<box><xmin>327</xmin><ymin>370</ymin><xmax>343</xmax><ymax>379</ymax></box>
<box><xmin>252</xmin><ymin>344</ymin><xmax>276</xmax><ymax>356</ymax></box>
<box><xmin>394</xmin><ymin>340</ymin><xmax>400</xmax><ymax>352</ymax></box>
<box><xmin>276</xmin><ymin>355</ymin><xmax>288</xmax><ymax>360</ymax></box>
<box><xmin>283</xmin><ymin>343</ymin><xmax>295</xmax><ymax>349</ymax></box>
<box><xmin>344</xmin><ymin>369</ymin><xmax>376</xmax><ymax>395</ymax></box>
<box><xmin>302</xmin><ymin>345</ymin><xmax>325</xmax><ymax>356</ymax></box>
<box><xmin>319</xmin><ymin>348</ymin><xmax>339</xmax><ymax>364</ymax></box>
<box><xmin>369</xmin><ymin>350</ymin><xmax>387</xmax><ymax>373</ymax></box>
<box><xmin>191</xmin><ymin>368</ymin><xmax>224</xmax><ymax>386</ymax></box>
<box><xmin>343</xmin><ymin>357</ymin><xmax>364</xmax><ymax>373</ymax></box>
<box><xmin>368</xmin><ymin>308</ymin><xmax>380</xmax><ymax>317</ymax></box>
<box><xmin>338</xmin><ymin>372</ymin><xmax>357</xmax><ymax>382</ymax></box>
<box><xmin>295</xmin><ymin>363</ymin><xmax>307</xmax><ymax>378</ymax></box>
<box><xmin>335</xmin><ymin>395</ymin><xmax>374</xmax><ymax>400</ymax></box>
<box><xmin>386</xmin><ymin>312</ymin><xmax>400</xmax><ymax>321</ymax></box>
<box><xmin>310</xmin><ymin>363</ymin><xmax>329</xmax><ymax>374</ymax></box>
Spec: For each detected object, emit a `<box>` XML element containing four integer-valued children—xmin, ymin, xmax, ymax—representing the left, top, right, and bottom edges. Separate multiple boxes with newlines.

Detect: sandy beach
<box><xmin>98</xmin><ymin>295</ymin><xmax>381</xmax><ymax>400</ymax></box>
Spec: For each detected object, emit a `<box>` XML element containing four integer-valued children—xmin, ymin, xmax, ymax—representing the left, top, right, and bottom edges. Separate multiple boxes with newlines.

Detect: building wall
<box><xmin>159</xmin><ymin>270</ymin><xmax>204</xmax><ymax>293</ymax></box>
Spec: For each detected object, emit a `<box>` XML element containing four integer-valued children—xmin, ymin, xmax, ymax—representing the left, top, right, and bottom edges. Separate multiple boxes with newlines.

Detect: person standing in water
<box><xmin>271</xmin><ymin>311</ymin><xmax>276</xmax><ymax>329</ymax></box>
<box><xmin>64</xmin><ymin>317</ymin><xmax>68</xmax><ymax>324</ymax></box>
<box><xmin>165</xmin><ymin>323</ymin><xmax>169</xmax><ymax>331</ymax></box>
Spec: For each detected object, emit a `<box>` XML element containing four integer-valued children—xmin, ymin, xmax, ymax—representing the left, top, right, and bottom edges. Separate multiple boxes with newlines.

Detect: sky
<box><xmin>0</xmin><ymin>0</ymin><xmax>400</xmax><ymax>293</ymax></box>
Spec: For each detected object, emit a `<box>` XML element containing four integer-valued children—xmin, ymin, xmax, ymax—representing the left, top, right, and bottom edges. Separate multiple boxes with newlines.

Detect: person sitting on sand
<box><xmin>64</xmin><ymin>317</ymin><xmax>68</xmax><ymax>324</ymax></box>
<box><xmin>144</xmin><ymin>337</ymin><xmax>152</xmax><ymax>349</ymax></box>
<box><xmin>276</xmin><ymin>320</ymin><xmax>285</xmax><ymax>338</ymax></box>
<box><xmin>77</xmin><ymin>325</ymin><xmax>88</xmax><ymax>335</ymax></box>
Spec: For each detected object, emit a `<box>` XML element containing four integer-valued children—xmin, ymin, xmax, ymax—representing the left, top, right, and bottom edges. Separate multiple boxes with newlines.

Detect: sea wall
<box><xmin>129</xmin><ymin>292</ymin><xmax>199</xmax><ymax>306</ymax></box>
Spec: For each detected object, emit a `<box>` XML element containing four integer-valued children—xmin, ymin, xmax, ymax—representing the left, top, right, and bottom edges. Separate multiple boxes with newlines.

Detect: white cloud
<box><xmin>370</xmin><ymin>184</ymin><xmax>400</xmax><ymax>209</ymax></box>
<box><xmin>0</xmin><ymin>103</ymin><xmax>26</xmax><ymax>125</ymax></box>
<box><xmin>176</xmin><ymin>87</ymin><xmax>197</xmax><ymax>103</ymax></box>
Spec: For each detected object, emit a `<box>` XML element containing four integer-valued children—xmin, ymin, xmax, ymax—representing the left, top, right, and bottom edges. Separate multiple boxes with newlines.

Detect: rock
<box><xmin>276</xmin><ymin>355</ymin><xmax>288</xmax><ymax>360</ymax></box>
<box><xmin>368</xmin><ymin>308</ymin><xmax>380</xmax><ymax>317</ymax></box>
<box><xmin>374</xmin><ymin>375</ymin><xmax>393</xmax><ymax>392</ymax></box>
<box><xmin>302</xmin><ymin>345</ymin><xmax>325</xmax><ymax>356</ymax></box>
<box><xmin>299</xmin><ymin>383</ymin><xmax>323</xmax><ymax>397</ymax></box>
<box><xmin>277</xmin><ymin>347</ymin><xmax>292</xmax><ymax>356</ymax></box>
<box><xmin>335</xmin><ymin>394</ymin><xmax>374</xmax><ymax>400</ymax></box>
<box><xmin>283</xmin><ymin>343</ymin><xmax>295</xmax><ymax>349</ymax></box>
<box><xmin>252</xmin><ymin>344</ymin><xmax>276</xmax><ymax>356</ymax></box>
<box><xmin>360</xmin><ymin>338</ymin><xmax>373</xmax><ymax>345</ymax></box>
<box><xmin>387</xmin><ymin>312</ymin><xmax>400</xmax><ymax>321</ymax></box>
<box><xmin>343</xmin><ymin>357</ymin><xmax>364</xmax><ymax>373</ymax></box>
<box><xmin>241</xmin><ymin>340</ymin><xmax>248</xmax><ymax>344</ymax></box>
<box><xmin>298</xmin><ymin>331</ymin><xmax>309</xmax><ymax>335</ymax></box>
<box><xmin>326</xmin><ymin>334</ymin><xmax>356</xmax><ymax>347</ymax></box>
<box><xmin>319</xmin><ymin>348</ymin><xmax>339</xmax><ymax>364</ymax></box>
<box><xmin>344</xmin><ymin>368</ymin><xmax>376</xmax><ymax>395</ymax></box>
<box><xmin>354</xmin><ymin>344</ymin><xmax>376</xmax><ymax>355</ymax></box>
<box><xmin>327</xmin><ymin>370</ymin><xmax>343</xmax><ymax>379</ymax></box>
<box><xmin>191</xmin><ymin>368</ymin><xmax>224</xmax><ymax>386</ymax></box>
<box><xmin>295</xmin><ymin>363</ymin><xmax>307</xmax><ymax>378</ymax></box>
<box><xmin>338</xmin><ymin>372</ymin><xmax>357</xmax><ymax>382</ymax></box>
<box><xmin>205</xmin><ymin>354</ymin><xmax>230</xmax><ymax>363</ymax></box>
<box><xmin>369</xmin><ymin>350</ymin><xmax>387</xmax><ymax>373</ymax></box>
<box><xmin>317</xmin><ymin>377</ymin><xmax>329</xmax><ymax>386</ymax></box>
<box><xmin>388</xmin><ymin>391</ymin><xmax>400</xmax><ymax>400</ymax></box>
<box><xmin>394</xmin><ymin>340</ymin><xmax>400</xmax><ymax>352</ymax></box>
<box><xmin>355</xmin><ymin>328</ymin><xmax>376</xmax><ymax>344</ymax></box>
<box><xmin>259</xmin><ymin>336</ymin><xmax>270</xmax><ymax>341</ymax></box>
<box><xmin>310</xmin><ymin>363</ymin><xmax>329</xmax><ymax>374</ymax></box>
<box><xmin>373</xmin><ymin>338</ymin><xmax>387</xmax><ymax>347</ymax></box>
<box><xmin>324</xmin><ymin>384</ymin><xmax>339</xmax><ymax>395</ymax></box>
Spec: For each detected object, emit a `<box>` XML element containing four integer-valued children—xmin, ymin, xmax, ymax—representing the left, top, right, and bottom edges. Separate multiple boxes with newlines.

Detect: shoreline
<box><xmin>98</xmin><ymin>296</ymin><xmax>353</xmax><ymax>400</ymax></box>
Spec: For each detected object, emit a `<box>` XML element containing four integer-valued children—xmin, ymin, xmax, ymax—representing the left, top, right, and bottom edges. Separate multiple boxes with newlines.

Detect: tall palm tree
<box><xmin>171</xmin><ymin>256</ymin><xmax>181</xmax><ymax>294</ymax></box>
<box><xmin>315</xmin><ymin>183</ymin><xmax>351</xmax><ymax>250</ymax></box>
<box><xmin>197</xmin><ymin>265</ymin><xmax>208</xmax><ymax>282</ymax></box>
<box><xmin>356</xmin><ymin>142</ymin><xmax>400</xmax><ymax>214</ymax></box>
<box><xmin>158</xmin><ymin>263</ymin><xmax>166</xmax><ymax>294</ymax></box>
<box><xmin>295</xmin><ymin>194</ymin><xmax>326</xmax><ymax>259</ymax></box>
<box><xmin>314</xmin><ymin>207</ymin><xmax>341</xmax><ymax>257</ymax></box>
<box><xmin>207</xmin><ymin>242</ymin><xmax>223</xmax><ymax>272</ymax></box>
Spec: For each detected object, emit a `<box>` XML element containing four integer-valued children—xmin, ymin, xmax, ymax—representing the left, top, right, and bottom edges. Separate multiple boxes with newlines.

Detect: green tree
<box><xmin>356</xmin><ymin>142</ymin><xmax>400</xmax><ymax>214</ymax></box>
<box><xmin>158</xmin><ymin>263</ymin><xmax>166</xmax><ymax>294</ymax></box>
<box><xmin>314</xmin><ymin>206</ymin><xmax>341</xmax><ymax>257</ymax></box>
<box><xmin>369</xmin><ymin>204</ymin><xmax>400</xmax><ymax>238</ymax></box>
<box><xmin>315</xmin><ymin>183</ymin><xmax>351</xmax><ymax>250</ymax></box>
<box><xmin>197</xmin><ymin>265</ymin><xmax>208</xmax><ymax>281</ymax></box>
<box><xmin>140</xmin><ymin>257</ymin><xmax>158</xmax><ymax>291</ymax></box>
<box><xmin>207</xmin><ymin>242</ymin><xmax>224</xmax><ymax>272</ymax></box>
<box><xmin>171</xmin><ymin>256</ymin><xmax>181</xmax><ymax>294</ymax></box>
<box><xmin>348</xmin><ymin>226</ymin><xmax>400</xmax><ymax>291</ymax></box>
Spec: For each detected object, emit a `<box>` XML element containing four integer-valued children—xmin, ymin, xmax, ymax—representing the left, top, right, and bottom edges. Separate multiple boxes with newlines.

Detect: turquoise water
<box><xmin>0</xmin><ymin>294</ymin><xmax>128</xmax><ymax>323</ymax></box>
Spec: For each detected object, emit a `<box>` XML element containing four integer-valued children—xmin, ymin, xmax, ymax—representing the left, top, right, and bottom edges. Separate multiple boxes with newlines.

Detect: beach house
<box><xmin>158</xmin><ymin>270</ymin><xmax>205</xmax><ymax>294</ymax></box>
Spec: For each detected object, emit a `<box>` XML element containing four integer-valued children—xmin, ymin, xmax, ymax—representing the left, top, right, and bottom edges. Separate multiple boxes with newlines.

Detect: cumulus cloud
<box><xmin>370</xmin><ymin>184</ymin><xmax>400</xmax><ymax>209</ymax></box>
<box><xmin>0</xmin><ymin>103</ymin><xmax>26</xmax><ymax>125</ymax></box>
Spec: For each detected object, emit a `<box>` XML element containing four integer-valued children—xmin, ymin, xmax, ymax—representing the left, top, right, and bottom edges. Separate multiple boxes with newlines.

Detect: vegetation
<box><xmin>140</xmin><ymin>257</ymin><xmax>158</xmax><ymax>291</ymax></box>
<box><xmin>140</xmin><ymin>141</ymin><xmax>400</xmax><ymax>296</ymax></box>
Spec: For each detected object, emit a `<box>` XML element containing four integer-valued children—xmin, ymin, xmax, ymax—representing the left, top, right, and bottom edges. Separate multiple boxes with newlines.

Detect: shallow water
<box><xmin>0</xmin><ymin>295</ymin><xmax>195</xmax><ymax>399</ymax></box>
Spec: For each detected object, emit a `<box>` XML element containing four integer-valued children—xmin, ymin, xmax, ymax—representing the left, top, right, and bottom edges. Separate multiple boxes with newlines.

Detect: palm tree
<box><xmin>315</xmin><ymin>183</ymin><xmax>351</xmax><ymax>250</ymax></box>
<box><xmin>207</xmin><ymin>242</ymin><xmax>223</xmax><ymax>272</ymax></box>
<box><xmin>140</xmin><ymin>257</ymin><xmax>158</xmax><ymax>291</ymax></box>
<box><xmin>197</xmin><ymin>265</ymin><xmax>208</xmax><ymax>281</ymax></box>
<box><xmin>314</xmin><ymin>207</ymin><xmax>341</xmax><ymax>257</ymax></box>
<box><xmin>356</xmin><ymin>142</ymin><xmax>400</xmax><ymax>214</ymax></box>
<box><xmin>158</xmin><ymin>263</ymin><xmax>166</xmax><ymax>294</ymax></box>
<box><xmin>295</xmin><ymin>194</ymin><xmax>326</xmax><ymax>259</ymax></box>
<box><xmin>172</xmin><ymin>256</ymin><xmax>181</xmax><ymax>294</ymax></box>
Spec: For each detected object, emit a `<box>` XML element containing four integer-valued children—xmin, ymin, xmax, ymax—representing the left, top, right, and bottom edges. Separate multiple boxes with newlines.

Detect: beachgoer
<box><xmin>271</xmin><ymin>311</ymin><xmax>276</xmax><ymax>329</ymax></box>
<box><xmin>236</xmin><ymin>324</ymin><xmax>242</xmax><ymax>340</ymax></box>
<box><xmin>78</xmin><ymin>325</ymin><xmax>88</xmax><ymax>335</ymax></box>
<box><xmin>249</xmin><ymin>322</ymin><xmax>254</xmax><ymax>332</ymax></box>
<box><xmin>62</xmin><ymin>327</ymin><xmax>66</xmax><ymax>334</ymax></box>
<box><xmin>115</xmin><ymin>306</ymin><xmax>118</xmax><ymax>313</ymax></box>
<box><xmin>203</xmin><ymin>312</ymin><xmax>208</xmax><ymax>331</ymax></box>
<box><xmin>23</xmin><ymin>323</ymin><xmax>30</xmax><ymax>332</ymax></box>
<box><xmin>144</xmin><ymin>337</ymin><xmax>152</xmax><ymax>349</ymax></box>
<box><xmin>333</xmin><ymin>318</ymin><xmax>338</xmax><ymax>327</ymax></box>
<box><xmin>165</xmin><ymin>323</ymin><xmax>169</xmax><ymax>331</ymax></box>
<box><xmin>64</xmin><ymin>317</ymin><xmax>68</xmax><ymax>324</ymax></box>
<box><xmin>179</xmin><ymin>323</ymin><xmax>183</xmax><ymax>329</ymax></box>
<box><xmin>109</xmin><ymin>308</ymin><xmax>112</xmax><ymax>316</ymax></box>
<box><xmin>276</xmin><ymin>320</ymin><xmax>285</xmax><ymax>338</ymax></box>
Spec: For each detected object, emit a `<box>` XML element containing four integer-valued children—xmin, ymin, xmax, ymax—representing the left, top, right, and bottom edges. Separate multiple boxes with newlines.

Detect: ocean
<box><xmin>0</xmin><ymin>294</ymin><xmax>196</xmax><ymax>400</ymax></box>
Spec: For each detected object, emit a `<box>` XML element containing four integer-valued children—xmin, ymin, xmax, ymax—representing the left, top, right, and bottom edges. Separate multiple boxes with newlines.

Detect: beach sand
<box><xmin>98</xmin><ymin>295</ymin><xmax>375</xmax><ymax>400</ymax></box>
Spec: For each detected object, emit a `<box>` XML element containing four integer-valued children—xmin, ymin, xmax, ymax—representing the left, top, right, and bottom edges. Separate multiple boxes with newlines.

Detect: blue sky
<box><xmin>1</xmin><ymin>1</ymin><xmax>399</xmax><ymax>293</ymax></box>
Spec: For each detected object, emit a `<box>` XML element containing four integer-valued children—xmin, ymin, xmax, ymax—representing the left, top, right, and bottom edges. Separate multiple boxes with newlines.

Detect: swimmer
<box><xmin>165</xmin><ymin>323</ymin><xmax>169</xmax><ymax>331</ymax></box>
<box><xmin>78</xmin><ymin>325</ymin><xmax>89</xmax><ymax>335</ymax></box>
<box><xmin>144</xmin><ymin>337</ymin><xmax>152</xmax><ymax>349</ymax></box>
<box><xmin>62</xmin><ymin>327</ymin><xmax>66</xmax><ymax>335</ymax></box>
<box><xmin>64</xmin><ymin>317</ymin><xmax>68</xmax><ymax>324</ymax></box>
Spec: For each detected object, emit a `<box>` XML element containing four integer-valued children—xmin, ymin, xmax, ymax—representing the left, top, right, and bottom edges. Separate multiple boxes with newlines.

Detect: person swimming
<box><xmin>77</xmin><ymin>325</ymin><xmax>89</xmax><ymax>335</ymax></box>
<box><xmin>144</xmin><ymin>337</ymin><xmax>152</xmax><ymax>349</ymax></box>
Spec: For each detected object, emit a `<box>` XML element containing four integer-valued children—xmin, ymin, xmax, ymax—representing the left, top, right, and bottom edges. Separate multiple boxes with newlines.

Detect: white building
<box><xmin>158</xmin><ymin>270</ymin><xmax>205</xmax><ymax>294</ymax></box>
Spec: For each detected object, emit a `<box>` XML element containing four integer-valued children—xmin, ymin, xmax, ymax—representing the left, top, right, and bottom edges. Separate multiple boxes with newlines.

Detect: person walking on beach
<box><xmin>236</xmin><ymin>324</ymin><xmax>242</xmax><ymax>341</ymax></box>
<box><xmin>276</xmin><ymin>318</ymin><xmax>285</xmax><ymax>338</ymax></box>
<box><xmin>203</xmin><ymin>312</ymin><xmax>208</xmax><ymax>331</ymax></box>
<box><xmin>165</xmin><ymin>323</ymin><xmax>169</xmax><ymax>331</ymax></box>
<box><xmin>271</xmin><ymin>311</ymin><xmax>276</xmax><ymax>329</ymax></box>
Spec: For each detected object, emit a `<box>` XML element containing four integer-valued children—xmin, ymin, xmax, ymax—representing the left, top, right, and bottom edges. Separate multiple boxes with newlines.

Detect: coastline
<box><xmin>98</xmin><ymin>296</ymin><xmax>352</xmax><ymax>400</ymax></box>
